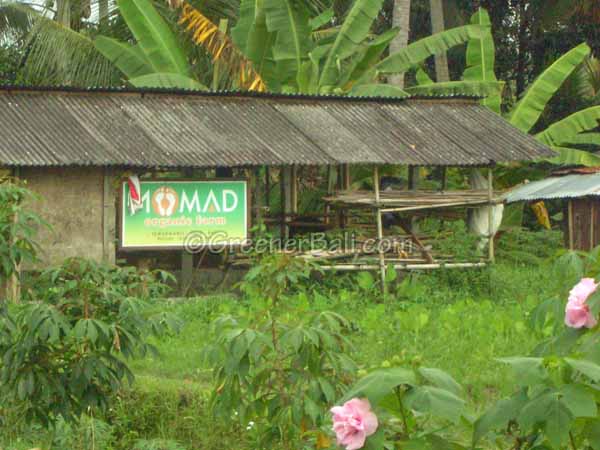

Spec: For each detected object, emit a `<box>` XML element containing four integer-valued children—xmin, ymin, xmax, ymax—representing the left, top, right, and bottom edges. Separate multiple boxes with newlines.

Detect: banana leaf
<box><xmin>129</xmin><ymin>73</ymin><xmax>207</xmax><ymax>90</ymax></box>
<box><xmin>349</xmin><ymin>84</ymin><xmax>409</xmax><ymax>98</ymax></box>
<box><xmin>337</xmin><ymin>27</ymin><xmax>399</xmax><ymax>92</ymax></box>
<box><xmin>404</xmin><ymin>81</ymin><xmax>504</xmax><ymax>97</ymax></box>
<box><xmin>309</xmin><ymin>8</ymin><xmax>334</xmax><ymax>31</ymax></box>
<box><xmin>416</xmin><ymin>66</ymin><xmax>434</xmax><ymax>85</ymax></box>
<box><xmin>94</xmin><ymin>37</ymin><xmax>152</xmax><ymax>79</ymax></box>
<box><xmin>264</xmin><ymin>0</ymin><xmax>312</xmax><ymax>86</ymax></box>
<box><xmin>547</xmin><ymin>146</ymin><xmax>600</xmax><ymax>167</ymax></box>
<box><xmin>536</xmin><ymin>106</ymin><xmax>600</xmax><ymax>146</ymax></box>
<box><xmin>362</xmin><ymin>24</ymin><xmax>484</xmax><ymax>81</ymax></box>
<box><xmin>558</xmin><ymin>132</ymin><xmax>600</xmax><ymax>147</ymax></box>
<box><xmin>509</xmin><ymin>43</ymin><xmax>591</xmax><ymax>133</ymax></box>
<box><xmin>462</xmin><ymin>8</ymin><xmax>500</xmax><ymax>113</ymax></box>
<box><xmin>319</xmin><ymin>0</ymin><xmax>385</xmax><ymax>92</ymax></box>
<box><xmin>117</xmin><ymin>0</ymin><xmax>190</xmax><ymax>76</ymax></box>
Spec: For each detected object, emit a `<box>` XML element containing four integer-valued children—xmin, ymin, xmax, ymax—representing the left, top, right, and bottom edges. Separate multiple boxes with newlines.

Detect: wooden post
<box><xmin>102</xmin><ymin>168</ymin><xmax>116</xmax><ymax>265</ymax></box>
<box><xmin>265</xmin><ymin>166</ymin><xmax>271</xmax><ymax>209</ymax></box>
<box><xmin>487</xmin><ymin>167</ymin><xmax>495</xmax><ymax>263</ymax></box>
<box><xmin>568</xmin><ymin>200</ymin><xmax>574</xmax><ymax>250</ymax></box>
<box><xmin>7</xmin><ymin>168</ymin><xmax>21</xmax><ymax>303</ymax></box>
<box><xmin>590</xmin><ymin>200</ymin><xmax>595</xmax><ymax>251</ymax></box>
<box><xmin>253</xmin><ymin>167</ymin><xmax>263</xmax><ymax>227</ymax></box>
<box><xmin>441</xmin><ymin>167</ymin><xmax>447</xmax><ymax>191</ymax></box>
<box><xmin>374</xmin><ymin>166</ymin><xmax>387</xmax><ymax>295</ymax></box>
<box><xmin>291</xmin><ymin>165</ymin><xmax>298</xmax><ymax>214</ymax></box>
<box><xmin>181</xmin><ymin>169</ymin><xmax>194</xmax><ymax>295</ymax></box>
<box><xmin>281</xmin><ymin>167</ymin><xmax>293</xmax><ymax>239</ymax></box>
<box><xmin>343</xmin><ymin>164</ymin><xmax>351</xmax><ymax>190</ymax></box>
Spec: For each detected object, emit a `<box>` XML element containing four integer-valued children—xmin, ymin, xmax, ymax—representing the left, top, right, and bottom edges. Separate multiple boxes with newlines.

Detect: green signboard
<box><xmin>120</xmin><ymin>180</ymin><xmax>248</xmax><ymax>249</ymax></box>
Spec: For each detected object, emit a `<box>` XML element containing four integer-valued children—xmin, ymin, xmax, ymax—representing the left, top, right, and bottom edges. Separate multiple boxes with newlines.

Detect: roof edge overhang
<box><xmin>0</xmin><ymin>84</ymin><xmax>483</xmax><ymax>106</ymax></box>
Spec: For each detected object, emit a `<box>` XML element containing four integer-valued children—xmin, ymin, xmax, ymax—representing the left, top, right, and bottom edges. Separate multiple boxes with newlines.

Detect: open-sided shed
<box><xmin>0</xmin><ymin>86</ymin><xmax>553</xmax><ymax>289</ymax></box>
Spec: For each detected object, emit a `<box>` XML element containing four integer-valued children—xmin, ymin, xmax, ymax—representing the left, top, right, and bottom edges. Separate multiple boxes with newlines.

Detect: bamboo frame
<box><xmin>568</xmin><ymin>200</ymin><xmax>574</xmax><ymax>250</ymax></box>
<box><xmin>320</xmin><ymin>262</ymin><xmax>488</xmax><ymax>271</ymax></box>
<box><xmin>487</xmin><ymin>168</ymin><xmax>495</xmax><ymax>263</ymax></box>
<box><xmin>373</xmin><ymin>166</ymin><xmax>388</xmax><ymax>294</ymax></box>
<box><xmin>591</xmin><ymin>200</ymin><xmax>595</xmax><ymax>251</ymax></box>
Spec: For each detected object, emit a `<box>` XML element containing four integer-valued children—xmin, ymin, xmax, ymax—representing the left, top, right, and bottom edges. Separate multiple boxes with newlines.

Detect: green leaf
<box><xmin>371</xmin><ymin>25</ymin><xmax>484</xmax><ymax>77</ymax></box>
<box><xmin>94</xmin><ymin>37</ymin><xmax>152</xmax><ymax>79</ymax></box>
<box><xmin>319</xmin><ymin>0</ymin><xmax>385</xmax><ymax>91</ymax></box>
<box><xmin>418</xmin><ymin>367</ymin><xmax>463</xmax><ymax>396</ymax></box>
<box><xmin>510</xmin><ymin>43</ymin><xmax>590</xmax><ymax>133</ymax></box>
<box><xmin>349</xmin><ymin>84</ymin><xmax>409</xmax><ymax>98</ymax></box>
<box><xmin>339</xmin><ymin>27</ymin><xmax>400</xmax><ymax>90</ymax></box>
<box><xmin>416</xmin><ymin>66</ymin><xmax>434</xmax><ymax>85</ymax></box>
<box><xmin>560</xmin><ymin>384</ymin><xmax>597</xmax><ymax>418</ymax></box>
<box><xmin>405</xmin><ymin>81</ymin><xmax>504</xmax><ymax>97</ymax></box>
<box><xmin>462</xmin><ymin>8</ymin><xmax>500</xmax><ymax>112</ymax></box>
<box><xmin>518</xmin><ymin>392</ymin><xmax>573</xmax><ymax>448</ymax></box>
<box><xmin>584</xmin><ymin>419</ymin><xmax>600</xmax><ymax>450</ymax></box>
<box><xmin>309</xmin><ymin>8</ymin><xmax>334</xmax><ymax>31</ymax></box>
<box><xmin>537</xmin><ymin>106</ymin><xmax>600</xmax><ymax>147</ymax></box>
<box><xmin>404</xmin><ymin>385</ymin><xmax>466</xmax><ymax>423</ymax></box>
<box><xmin>341</xmin><ymin>367</ymin><xmax>417</xmax><ymax>405</ymax></box>
<box><xmin>564</xmin><ymin>358</ymin><xmax>600</xmax><ymax>382</ymax></box>
<box><xmin>264</xmin><ymin>0</ymin><xmax>312</xmax><ymax>85</ymax></box>
<box><xmin>497</xmin><ymin>357</ymin><xmax>549</xmax><ymax>386</ymax></box>
<box><xmin>356</xmin><ymin>271</ymin><xmax>376</xmax><ymax>290</ymax></box>
<box><xmin>116</xmin><ymin>0</ymin><xmax>190</xmax><ymax>75</ymax></box>
<box><xmin>548</xmin><ymin>146</ymin><xmax>600</xmax><ymax>167</ymax></box>
<box><xmin>558</xmin><ymin>132</ymin><xmax>600</xmax><ymax>147</ymax></box>
<box><xmin>364</xmin><ymin>428</ymin><xmax>385</xmax><ymax>450</ymax></box>
<box><xmin>129</xmin><ymin>73</ymin><xmax>207</xmax><ymax>90</ymax></box>
<box><xmin>473</xmin><ymin>393</ymin><xmax>528</xmax><ymax>445</ymax></box>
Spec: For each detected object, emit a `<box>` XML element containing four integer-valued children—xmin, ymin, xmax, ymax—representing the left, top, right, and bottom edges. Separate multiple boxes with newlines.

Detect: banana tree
<box><xmin>398</xmin><ymin>8</ymin><xmax>600</xmax><ymax>167</ymax></box>
<box><xmin>94</xmin><ymin>0</ymin><xmax>207</xmax><ymax>89</ymax></box>
<box><xmin>171</xmin><ymin>0</ymin><xmax>488</xmax><ymax>96</ymax></box>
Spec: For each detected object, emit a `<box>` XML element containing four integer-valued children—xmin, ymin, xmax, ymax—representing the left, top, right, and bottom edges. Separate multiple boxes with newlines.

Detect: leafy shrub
<box><xmin>0</xmin><ymin>258</ymin><xmax>181</xmax><ymax>427</ymax></box>
<box><xmin>0</xmin><ymin>180</ymin><xmax>44</xmax><ymax>289</ymax></box>
<box><xmin>205</xmin><ymin>254</ymin><xmax>356</xmax><ymax>449</ymax></box>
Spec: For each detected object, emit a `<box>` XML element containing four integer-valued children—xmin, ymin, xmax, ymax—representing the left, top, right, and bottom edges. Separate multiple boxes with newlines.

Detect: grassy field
<box><xmin>1</xmin><ymin>231</ymin><xmax>566</xmax><ymax>449</ymax></box>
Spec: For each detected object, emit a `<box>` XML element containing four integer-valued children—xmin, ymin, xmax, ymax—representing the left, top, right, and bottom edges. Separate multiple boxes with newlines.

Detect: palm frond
<box><xmin>178</xmin><ymin>1</ymin><xmax>265</xmax><ymax>91</ymax></box>
<box><xmin>20</xmin><ymin>13</ymin><xmax>116</xmax><ymax>86</ymax></box>
<box><xmin>0</xmin><ymin>3</ymin><xmax>37</xmax><ymax>41</ymax></box>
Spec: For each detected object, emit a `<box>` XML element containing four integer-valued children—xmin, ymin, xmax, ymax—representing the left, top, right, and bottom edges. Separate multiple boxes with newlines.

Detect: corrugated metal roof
<box><xmin>505</xmin><ymin>173</ymin><xmax>600</xmax><ymax>203</ymax></box>
<box><xmin>0</xmin><ymin>86</ymin><xmax>554</xmax><ymax>169</ymax></box>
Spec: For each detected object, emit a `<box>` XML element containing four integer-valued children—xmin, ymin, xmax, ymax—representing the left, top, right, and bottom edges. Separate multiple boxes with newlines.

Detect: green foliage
<box><xmin>509</xmin><ymin>43</ymin><xmax>591</xmax><ymax>133</ymax></box>
<box><xmin>95</xmin><ymin>0</ymin><xmax>205</xmax><ymax>89</ymax></box>
<box><xmin>0</xmin><ymin>180</ymin><xmax>44</xmax><ymax>288</ymax></box>
<box><xmin>340</xmin><ymin>365</ymin><xmax>467</xmax><ymax>447</ymax></box>
<box><xmin>0</xmin><ymin>258</ymin><xmax>181</xmax><ymax>426</ymax></box>
<box><xmin>205</xmin><ymin>254</ymin><xmax>355</xmax><ymax>448</ymax></box>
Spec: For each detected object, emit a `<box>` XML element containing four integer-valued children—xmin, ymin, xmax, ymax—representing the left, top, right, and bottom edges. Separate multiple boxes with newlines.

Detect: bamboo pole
<box><xmin>487</xmin><ymin>168</ymin><xmax>495</xmax><ymax>263</ymax></box>
<box><xmin>320</xmin><ymin>262</ymin><xmax>488</xmax><ymax>271</ymax></box>
<box><xmin>568</xmin><ymin>200</ymin><xmax>574</xmax><ymax>250</ymax></box>
<box><xmin>590</xmin><ymin>200</ymin><xmax>595</xmax><ymax>251</ymax></box>
<box><xmin>373</xmin><ymin>166</ymin><xmax>387</xmax><ymax>294</ymax></box>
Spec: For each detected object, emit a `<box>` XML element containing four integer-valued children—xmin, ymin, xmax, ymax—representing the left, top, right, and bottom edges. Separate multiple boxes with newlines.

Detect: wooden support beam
<box><xmin>320</xmin><ymin>262</ymin><xmax>488</xmax><ymax>271</ymax></box>
<box><xmin>373</xmin><ymin>166</ymin><xmax>387</xmax><ymax>294</ymax></box>
<box><xmin>281</xmin><ymin>167</ymin><xmax>293</xmax><ymax>239</ymax></box>
<box><xmin>487</xmin><ymin>168</ymin><xmax>495</xmax><ymax>263</ymax></box>
<box><xmin>568</xmin><ymin>200</ymin><xmax>574</xmax><ymax>250</ymax></box>
<box><xmin>102</xmin><ymin>168</ymin><xmax>116</xmax><ymax>265</ymax></box>
<box><xmin>397</xmin><ymin>219</ymin><xmax>435</xmax><ymax>264</ymax></box>
<box><xmin>591</xmin><ymin>201</ymin><xmax>595</xmax><ymax>251</ymax></box>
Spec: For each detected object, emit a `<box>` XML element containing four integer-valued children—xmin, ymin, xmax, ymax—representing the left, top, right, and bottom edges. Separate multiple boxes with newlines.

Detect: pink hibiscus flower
<box><xmin>331</xmin><ymin>398</ymin><xmax>378</xmax><ymax>450</ymax></box>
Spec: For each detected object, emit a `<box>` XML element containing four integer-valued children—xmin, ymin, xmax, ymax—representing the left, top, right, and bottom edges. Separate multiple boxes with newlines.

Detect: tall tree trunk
<box><xmin>389</xmin><ymin>0</ymin><xmax>412</xmax><ymax>88</ymax></box>
<box><xmin>99</xmin><ymin>0</ymin><xmax>109</xmax><ymax>27</ymax></box>
<box><xmin>430</xmin><ymin>0</ymin><xmax>450</xmax><ymax>82</ymax></box>
<box><xmin>516</xmin><ymin>0</ymin><xmax>529</xmax><ymax>97</ymax></box>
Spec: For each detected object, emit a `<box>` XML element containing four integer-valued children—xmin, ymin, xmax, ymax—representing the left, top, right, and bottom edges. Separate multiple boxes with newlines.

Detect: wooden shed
<box><xmin>505</xmin><ymin>168</ymin><xmax>600</xmax><ymax>251</ymax></box>
<box><xmin>0</xmin><ymin>86</ymin><xmax>554</xmax><ymax>293</ymax></box>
